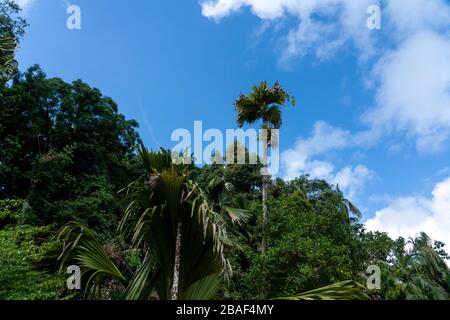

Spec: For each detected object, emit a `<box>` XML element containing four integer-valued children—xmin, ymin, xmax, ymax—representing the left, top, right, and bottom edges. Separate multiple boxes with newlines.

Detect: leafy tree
<box><xmin>192</xmin><ymin>142</ymin><xmax>262</xmax><ymax>198</ymax></box>
<box><xmin>0</xmin><ymin>0</ymin><xmax>27</xmax><ymax>39</ymax></box>
<box><xmin>234</xmin><ymin>81</ymin><xmax>294</xmax><ymax>253</ymax></box>
<box><xmin>357</xmin><ymin>230</ymin><xmax>401</xmax><ymax>266</ymax></box>
<box><xmin>221</xmin><ymin>177</ymin><xmax>368</xmax><ymax>299</ymax></box>
<box><xmin>0</xmin><ymin>66</ymin><xmax>140</xmax><ymax>235</ymax></box>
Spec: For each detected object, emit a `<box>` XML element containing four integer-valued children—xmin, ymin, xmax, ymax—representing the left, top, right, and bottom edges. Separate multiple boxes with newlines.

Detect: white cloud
<box><xmin>201</xmin><ymin>0</ymin><xmax>450</xmax><ymax>152</ymax></box>
<box><xmin>364</xmin><ymin>31</ymin><xmax>450</xmax><ymax>153</ymax></box>
<box><xmin>366</xmin><ymin>177</ymin><xmax>450</xmax><ymax>251</ymax></box>
<box><xmin>202</xmin><ymin>0</ymin><xmax>377</xmax><ymax>62</ymax></box>
<box><xmin>331</xmin><ymin>165</ymin><xmax>372</xmax><ymax>200</ymax></box>
<box><xmin>281</xmin><ymin>121</ymin><xmax>373</xmax><ymax>199</ymax></box>
<box><xmin>385</xmin><ymin>0</ymin><xmax>450</xmax><ymax>36</ymax></box>
<box><xmin>202</xmin><ymin>0</ymin><xmax>287</xmax><ymax>20</ymax></box>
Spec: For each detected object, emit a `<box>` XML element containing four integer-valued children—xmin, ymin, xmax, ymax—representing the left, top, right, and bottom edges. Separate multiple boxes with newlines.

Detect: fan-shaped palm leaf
<box><xmin>56</xmin><ymin>145</ymin><xmax>232</xmax><ymax>300</ymax></box>
<box><xmin>57</xmin><ymin>222</ymin><xmax>126</xmax><ymax>297</ymax></box>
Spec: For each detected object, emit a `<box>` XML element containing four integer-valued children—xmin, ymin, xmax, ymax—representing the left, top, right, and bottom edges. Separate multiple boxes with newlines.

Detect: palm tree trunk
<box><xmin>171</xmin><ymin>219</ymin><xmax>183</xmax><ymax>300</ymax></box>
<box><xmin>262</xmin><ymin>138</ymin><xmax>268</xmax><ymax>255</ymax></box>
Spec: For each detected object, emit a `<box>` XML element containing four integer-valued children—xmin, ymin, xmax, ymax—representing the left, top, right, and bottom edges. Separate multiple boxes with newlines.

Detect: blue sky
<box><xmin>14</xmin><ymin>0</ymin><xmax>450</xmax><ymax>247</ymax></box>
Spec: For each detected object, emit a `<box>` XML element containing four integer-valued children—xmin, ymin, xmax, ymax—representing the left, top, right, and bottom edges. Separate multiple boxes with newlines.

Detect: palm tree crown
<box><xmin>234</xmin><ymin>80</ymin><xmax>294</xmax><ymax>130</ymax></box>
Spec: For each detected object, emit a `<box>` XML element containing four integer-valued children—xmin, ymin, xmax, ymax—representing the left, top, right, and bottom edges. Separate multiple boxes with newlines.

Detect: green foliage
<box><xmin>0</xmin><ymin>66</ymin><xmax>140</xmax><ymax>236</ymax></box>
<box><xmin>357</xmin><ymin>230</ymin><xmax>403</xmax><ymax>265</ymax></box>
<box><xmin>0</xmin><ymin>0</ymin><xmax>28</xmax><ymax>39</ymax></box>
<box><xmin>218</xmin><ymin>178</ymin><xmax>369</xmax><ymax>300</ymax></box>
<box><xmin>57</xmin><ymin>222</ymin><xmax>127</xmax><ymax>297</ymax></box>
<box><xmin>0</xmin><ymin>199</ymin><xmax>30</xmax><ymax>227</ymax></box>
<box><xmin>56</xmin><ymin>145</ymin><xmax>236</xmax><ymax>300</ymax></box>
<box><xmin>0</xmin><ymin>36</ymin><xmax>17</xmax><ymax>82</ymax></box>
<box><xmin>192</xmin><ymin>143</ymin><xmax>263</xmax><ymax>196</ymax></box>
<box><xmin>0</xmin><ymin>225</ymin><xmax>66</xmax><ymax>300</ymax></box>
<box><xmin>234</xmin><ymin>80</ymin><xmax>294</xmax><ymax>130</ymax></box>
<box><xmin>0</xmin><ymin>0</ymin><xmax>27</xmax><ymax>83</ymax></box>
<box><xmin>121</xmin><ymin>146</ymin><xmax>232</xmax><ymax>299</ymax></box>
<box><xmin>381</xmin><ymin>233</ymin><xmax>450</xmax><ymax>300</ymax></box>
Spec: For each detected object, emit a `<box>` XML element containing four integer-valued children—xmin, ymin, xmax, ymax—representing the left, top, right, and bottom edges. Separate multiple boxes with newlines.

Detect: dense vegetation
<box><xmin>1</xmin><ymin>4</ymin><xmax>449</xmax><ymax>300</ymax></box>
<box><xmin>0</xmin><ymin>65</ymin><xmax>140</xmax><ymax>236</ymax></box>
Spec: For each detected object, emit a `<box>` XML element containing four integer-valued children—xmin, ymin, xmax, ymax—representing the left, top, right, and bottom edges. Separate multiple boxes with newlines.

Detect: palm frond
<box><xmin>224</xmin><ymin>207</ymin><xmax>250</xmax><ymax>225</ymax></box>
<box><xmin>124</xmin><ymin>253</ymin><xmax>159</xmax><ymax>300</ymax></box>
<box><xmin>137</xmin><ymin>142</ymin><xmax>173</xmax><ymax>174</ymax></box>
<box><xmin>0</xmin><ymin>36</ymin><xmax>18</xmax><ymax>82</ymax></box>
<box><xmin>234</xmin><ymin>81</ymin><xmax>293</xmax><ymax>132</ymax></box>
<box><xmin>57</xmin><ymin>222</ymin><xmax>126</xmax><ymax>296</ymax></box>
<box><xmin>181</xmin><ymin>273</ymin><xmax>222</xmax><ymax>300</ymax></box>
<box><xmin>275</xmin><ymin>281</ymin><xmax>369</xmax><ymax>300</ymax></box>
<box><xmin>234</xmin><ymin>95</ymin><xmax>261</xmax><ymax>127</ymax></box>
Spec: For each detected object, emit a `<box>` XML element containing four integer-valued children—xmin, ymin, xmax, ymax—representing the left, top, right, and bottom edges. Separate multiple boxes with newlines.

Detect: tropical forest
<box><xmin>1</xmin><ymin>0</ymin><xmax>450</xmax><ymax>302</ymax></box>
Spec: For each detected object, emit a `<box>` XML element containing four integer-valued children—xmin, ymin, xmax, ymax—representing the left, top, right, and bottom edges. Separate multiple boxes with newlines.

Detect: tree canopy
<box><xmin>0</xmin><ymin>66</ymin><xmax>140</xmax><ymax>235</ymax></box>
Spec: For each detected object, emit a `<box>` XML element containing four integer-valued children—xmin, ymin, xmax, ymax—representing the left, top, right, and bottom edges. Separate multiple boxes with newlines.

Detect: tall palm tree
<box><xmin>57</xmin><ymin>144</ymin><xmax>238</xmax><ymax>300</ymax></box>
<box><xmin>234</xmin><ymin>81</ymin><xmax>294</xmax><ymax>253</ymax></box>
<box><xmin>0</xmin><ymin>36</ymin><xmax>18</xmax><ymax>82</ymax></box>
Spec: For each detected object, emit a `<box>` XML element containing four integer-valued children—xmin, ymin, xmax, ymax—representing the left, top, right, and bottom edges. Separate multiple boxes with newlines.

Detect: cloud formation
<box><xmin>202</xmin><ymin>0</ymin><xmax>377</xmax><ymax>61</ymax></box>
<box><xmin>364</xmin><ymin>31</ymin><xmax>450</xmax><ymax>153</ymax></box>
<box><xmin>281</xmin><ymin>121</ymin><xmax>373</xmax><ymax>199</ymax></box>
<box><xmin>366</xmin><ymin>177</ymin><xmax>450</xmax><ymax>252</ymax></box>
